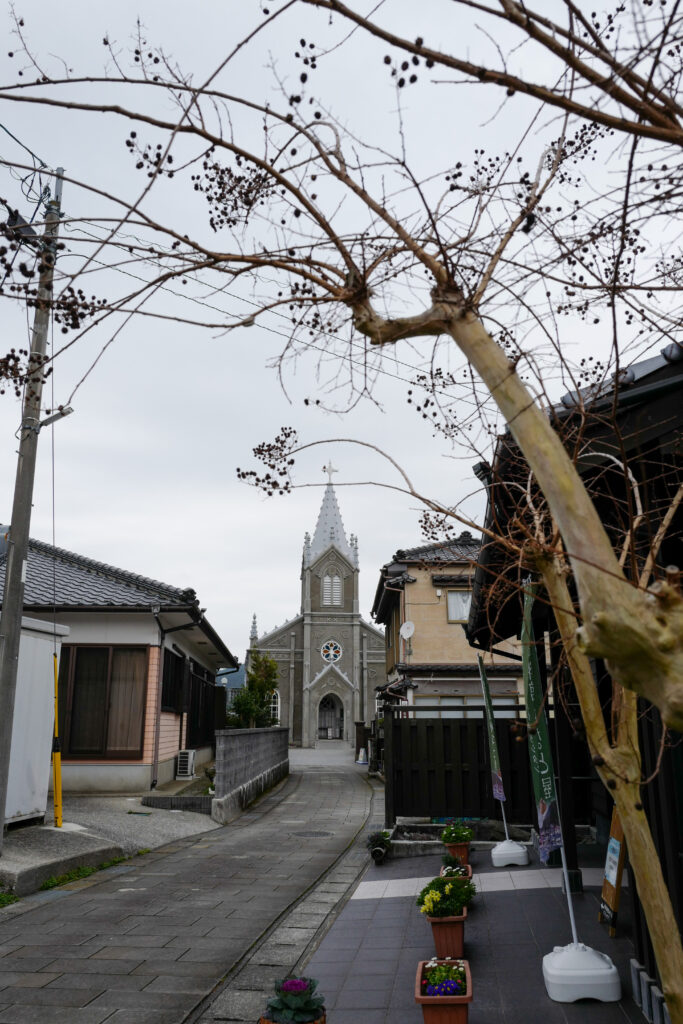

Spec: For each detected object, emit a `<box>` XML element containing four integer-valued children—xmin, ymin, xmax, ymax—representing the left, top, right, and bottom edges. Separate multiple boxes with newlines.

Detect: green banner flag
<box><xmin>522</xmin><ymin>586</ymin><xmax>563</xmax><ymax>863</ymax></box>
<box><xmin>477</xmin><ymin>655</ymin><xmax>505</xmax><ymax>802</ymax></box>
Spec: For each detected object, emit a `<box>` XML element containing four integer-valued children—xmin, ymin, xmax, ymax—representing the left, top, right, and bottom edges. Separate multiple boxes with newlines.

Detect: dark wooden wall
<box><xmin>383</xmin><ymin>705</ymin><xmax>534</xmax><ymax>827</ymax></box>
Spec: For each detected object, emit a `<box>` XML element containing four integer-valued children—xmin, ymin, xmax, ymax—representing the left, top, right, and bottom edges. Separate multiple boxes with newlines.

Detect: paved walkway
<box><xmin>0</xmin><ymin>742</ymin><xmax>373</xmax><ymax>1023</ymax></box>
<box><xmin>305</xmin><ymin>850</ymin><xmax>641</xmax><ymax>1024</ymax></box>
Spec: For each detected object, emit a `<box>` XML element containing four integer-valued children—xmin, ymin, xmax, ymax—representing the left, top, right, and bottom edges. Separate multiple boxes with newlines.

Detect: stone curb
<box><xmin>141</xmin><ymin>794</ymin><xmax>214</xmax><ymax>814</ymax></box>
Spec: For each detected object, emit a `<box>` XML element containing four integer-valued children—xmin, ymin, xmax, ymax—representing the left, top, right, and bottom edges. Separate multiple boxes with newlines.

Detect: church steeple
<box><xmin>307</xmin><ymin>462</ymin><xmax>354</xmax><ymax>564</ymax></box>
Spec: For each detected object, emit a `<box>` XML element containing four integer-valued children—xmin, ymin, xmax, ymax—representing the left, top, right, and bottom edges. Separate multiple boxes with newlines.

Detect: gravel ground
<box><xmin>45</xmin><ymin>794</ymin><xmax>221</xmax><ymax>856</ymax></box>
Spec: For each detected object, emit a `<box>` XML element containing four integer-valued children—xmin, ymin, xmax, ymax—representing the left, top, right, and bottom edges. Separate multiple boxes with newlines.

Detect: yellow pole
<box><xmin>52</xmin><ymin>652</ymin><xmax>62</xmax><ymax>828</ymax></box>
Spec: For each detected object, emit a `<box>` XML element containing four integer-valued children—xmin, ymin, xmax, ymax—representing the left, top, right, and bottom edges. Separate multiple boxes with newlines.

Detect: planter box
<box><xmin>389</xmin><ymin>822</ymin><xmax>532</xmax><ymax>858</ymax></box>
<box><xmin>415</xmin><ymin>959</ymin><xmax>472</xmax><ymax>1024</ymax></box>
<box><xmin>427</xmin><ymin>907</ymin><xmax>467</xmax><ymax>958</ymax></box>
<box><xmin>440</xmin><ymin>865</ymin><xmax>473</xmax><ymax>879</ymax></box>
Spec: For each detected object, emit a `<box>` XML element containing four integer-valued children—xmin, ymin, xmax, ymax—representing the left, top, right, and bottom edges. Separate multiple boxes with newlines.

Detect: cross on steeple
<box><xmin>323</xmin><ymin>460</ymin><xmax>338</xmax><ymax>484</ymax></box>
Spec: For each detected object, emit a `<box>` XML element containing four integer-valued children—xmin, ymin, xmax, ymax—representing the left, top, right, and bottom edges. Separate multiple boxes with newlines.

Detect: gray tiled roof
<box><xmin>394</xmin><ymin>532</ymin><xmax>480</xmax><ymax>563</ymax></box>
<box><xmin>0</xmin><ymin>535</ymin><xmax>196</xmax><ymax>609</ymax></box>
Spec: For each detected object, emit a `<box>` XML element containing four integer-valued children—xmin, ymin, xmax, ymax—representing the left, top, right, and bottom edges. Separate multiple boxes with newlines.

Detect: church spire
<box><xmin>308</xmin><ymin>463</ymin><xmax>354</xmax><ymax>563</ymax></box>
<box><xmin>249</xmin><ymin>613</ymin><xmax>258</xmax><ymax>645</ymax></box>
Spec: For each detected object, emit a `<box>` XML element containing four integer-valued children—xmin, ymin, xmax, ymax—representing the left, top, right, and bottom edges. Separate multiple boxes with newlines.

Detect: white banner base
<box><xmin>491</xmin><ymin>839</ymin><xmax>529</xmax><ymax>867</ymax></box>
<box><xmin>543</xmin><ymin>942</ymin><xmax>621</xmax><ymax>1002</ymax></box>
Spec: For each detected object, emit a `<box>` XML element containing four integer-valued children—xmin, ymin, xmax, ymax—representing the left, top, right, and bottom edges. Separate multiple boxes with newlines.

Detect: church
<box><xmin>249</xmin><ymin>466</ymin><xmax>387</xmax><ymax>747</ymax></box>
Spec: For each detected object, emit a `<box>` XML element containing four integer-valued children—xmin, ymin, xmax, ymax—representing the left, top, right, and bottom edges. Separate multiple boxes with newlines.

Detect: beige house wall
<box><xmin>401</xmin><ymin>568</ymin><xmax>520</xmax><ymax>669</ymax></box>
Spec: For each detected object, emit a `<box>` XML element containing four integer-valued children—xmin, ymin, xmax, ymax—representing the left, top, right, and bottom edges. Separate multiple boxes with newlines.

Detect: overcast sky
<box><xmin>0</xmin><ymin>1</ymin><xmax>646</xmax><ymax>661</ymax></box>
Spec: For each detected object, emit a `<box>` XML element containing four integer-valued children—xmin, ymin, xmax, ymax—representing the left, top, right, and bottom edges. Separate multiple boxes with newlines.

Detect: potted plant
<box><xmin>439</xmin><ymin>863</ymin><xmax>473</xmax><ymax>880</ymax></box>
<box><xmin>440</xmin><ymin>822</ymin><xmax>473</xmax><ymax>864</ymax></box>
<box><xmin>259</xmin><ymin>977</ymin><xmax>326</xmax><ymax>1024</ymax></box>
<box><xmin>366</xmin><ymin>829</ymin><xmax>392</xmax><ymax>864</ymax></box>
<box><xmin>416</xmin><ymin>875</ymin><xmax>476</xmax><ymax>958</ymax></box>
<box><xmin>440</xmin><ymin>853</ymin><xmax>472</xmax><ymax>879</ymax></box>
<box><xmin>415</xmin><ymin>958</ymin><xmax>472</xmax><ymax>1023</ymax></box>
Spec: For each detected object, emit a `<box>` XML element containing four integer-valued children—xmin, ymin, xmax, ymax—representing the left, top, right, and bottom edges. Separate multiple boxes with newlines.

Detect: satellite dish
<box><xmin>399</xmin><ymin>620</ymin><xmax>415</xmax><ymax>640</ymax></box>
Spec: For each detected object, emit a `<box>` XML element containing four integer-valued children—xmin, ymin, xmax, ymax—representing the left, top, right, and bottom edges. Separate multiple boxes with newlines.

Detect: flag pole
<box><xmin>499</xmin><ymin>797</ymin><xmax>510</xmax><ymax>843</ymax></box>
<box><xmin>477</xmin><ymin>654</ymin><xmax>527</xmax><ymax>866</ymax></box>
<box><xmin>522</xmin><ymin>582</ymin><xmax>619</xmax><ymax>1002</ymax></box>
<box><xmin>559</xmin><ymin>845</ymin><xmax>579</xmax><ymax>945</ymax></box>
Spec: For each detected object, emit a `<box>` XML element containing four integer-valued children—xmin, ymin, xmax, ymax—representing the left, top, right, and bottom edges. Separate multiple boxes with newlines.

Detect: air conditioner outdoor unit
<box><xmin>176</xmin><ymin>749</ymin><xmax>196</xmax><ymax>780</ymax></box>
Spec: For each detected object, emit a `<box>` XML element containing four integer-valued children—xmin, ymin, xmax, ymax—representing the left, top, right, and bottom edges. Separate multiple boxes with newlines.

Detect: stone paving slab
<box><xmin>0</xmin><ymin>750</ymin><xmax>373</xmax><ymax>1023</ymax></box>
<box><xmin>305</xmin><ymin>850</ymin><xmax>643</xmax><ymax>1024</ymax></box>
<box><xmin>193</xmin><ymin>772</ymin><xmax>385</xmax><ymax>1022</ymax></box>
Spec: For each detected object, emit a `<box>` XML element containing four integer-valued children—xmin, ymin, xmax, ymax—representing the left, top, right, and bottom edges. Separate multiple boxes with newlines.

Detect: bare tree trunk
<box><xmin>441</xmin><ymin>311</ymin><xmax>683</xmax><ymax>730</ymax></box>
<box><xmin>540</xmin><ymin>555</ymin><xmax>683</xmax><ymax>1023</ymax></box>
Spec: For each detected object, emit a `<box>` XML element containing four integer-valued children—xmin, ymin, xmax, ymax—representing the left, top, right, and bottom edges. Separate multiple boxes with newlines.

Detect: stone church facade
<box><xmin>249</xmin><ymin>479</ymin><xmax>386</xmax><ymax>747</ymax></box>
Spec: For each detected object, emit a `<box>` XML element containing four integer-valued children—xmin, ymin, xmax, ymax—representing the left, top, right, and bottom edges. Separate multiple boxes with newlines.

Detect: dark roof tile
<box><xmin>394</xmin><ymin>532</ymin><xmax>480</xmax><ymax>563</ymax></box>
<box><xmin>0</xmin><ymin>536</ymin><xmax>196</xmax><ymax>609</ymax></box>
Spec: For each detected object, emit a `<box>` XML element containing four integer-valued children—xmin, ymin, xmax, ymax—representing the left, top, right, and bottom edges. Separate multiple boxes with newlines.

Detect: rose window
<box><xmin>321</xmin><ymin>639</ymin><xmax>342</xmax><ymax>663</ymax></box>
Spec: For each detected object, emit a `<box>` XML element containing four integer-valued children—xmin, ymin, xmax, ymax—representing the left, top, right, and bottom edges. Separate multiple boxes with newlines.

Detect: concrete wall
<box><xmin>212</xmin><ymin>727</ymin><xmax>289</xmax><ymax>824</ymax></box>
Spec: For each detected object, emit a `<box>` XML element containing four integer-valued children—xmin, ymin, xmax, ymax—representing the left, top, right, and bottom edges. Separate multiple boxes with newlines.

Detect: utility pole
<box><xmin>0</xmin><ymin>170</ymin><xmax>63</xmax><ymax>851</ymax></box>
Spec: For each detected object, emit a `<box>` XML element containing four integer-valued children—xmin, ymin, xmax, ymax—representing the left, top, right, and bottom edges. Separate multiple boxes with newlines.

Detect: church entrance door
<box><xmin>318</xmin><ymin>694</ymin><xmax>344</xmax><ymax>740</ymax></box>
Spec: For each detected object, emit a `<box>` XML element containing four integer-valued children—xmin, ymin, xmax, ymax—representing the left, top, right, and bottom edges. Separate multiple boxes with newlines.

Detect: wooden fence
<box><xmin>383</xmin><ymin>704</ymin><xmax>535</xmax><ymax>827</ymax></box>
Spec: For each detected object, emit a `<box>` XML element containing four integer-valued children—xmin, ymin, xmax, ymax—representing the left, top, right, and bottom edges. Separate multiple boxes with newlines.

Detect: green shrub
<box><xmin>416</xmin><ymin>875</ymin><xmax>476</xmax><ymax>917</ymax></box>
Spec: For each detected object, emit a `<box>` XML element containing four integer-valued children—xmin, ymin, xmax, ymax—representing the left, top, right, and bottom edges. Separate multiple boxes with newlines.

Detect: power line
<box><xmin>0</xmin><ymin>121</ymin><xmax>46</xmax><ymax>170</ymax></box>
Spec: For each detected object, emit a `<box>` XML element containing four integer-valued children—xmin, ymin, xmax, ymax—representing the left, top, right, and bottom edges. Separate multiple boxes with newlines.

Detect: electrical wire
<box><xmin>50</xmin><ymin>306</ymin><xmax>57</xmax><ymax>657</ymax></box>
<box><xmin>0</xmin><ymin>121</ymin><xmax>46</xmax><ymax>170</ymax></box>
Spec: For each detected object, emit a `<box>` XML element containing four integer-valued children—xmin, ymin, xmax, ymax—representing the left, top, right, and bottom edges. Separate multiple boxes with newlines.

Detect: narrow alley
<box><xmin>0</xmin><ymin>744</ymin><xmax>377</xmax><ymax>1023</ymax></box>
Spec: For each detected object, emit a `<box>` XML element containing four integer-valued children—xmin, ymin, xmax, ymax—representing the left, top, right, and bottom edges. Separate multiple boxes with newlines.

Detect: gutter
<box><xmin>23</xmin><ymin>602</ymin><xmax>237</xmax><ymax>666</ymax></box>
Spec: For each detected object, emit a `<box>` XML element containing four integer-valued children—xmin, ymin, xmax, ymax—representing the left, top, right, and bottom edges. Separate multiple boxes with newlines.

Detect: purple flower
<box><xmin>281</xmin><ymin>979</ymin><xmax>309</xmax><ymax>994</ymax></box>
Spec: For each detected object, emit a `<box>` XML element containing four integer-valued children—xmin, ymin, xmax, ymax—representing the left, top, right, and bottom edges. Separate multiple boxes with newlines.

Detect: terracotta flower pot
<box><xmin>427</xmin><ymin>906</ymin><xmax>467</xmax><ymax>957</ymax></box>
<box><xmin>259</xmin><ymin>1017</ymin><xmax>326</xmax><ymax>1024</ymax></box>
<box><xmin>415</xmin><ymin>959</ymin><xmax>472</xmax><ymax>1024</ymax></box>
<box><xmin>444</xmin><ymin>841</ymin><xmax>470</xmax><ymax>864</ymax></box>
<box><xmin>439</xmin><ymin>864</ymin><xmax>473</xmax><ymax>879</ymax></box>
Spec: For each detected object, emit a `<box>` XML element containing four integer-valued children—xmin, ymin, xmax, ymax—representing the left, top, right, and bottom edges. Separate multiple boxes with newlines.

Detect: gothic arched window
<box><xmin>322</xmin><ymin>573</ymin><xmax>342</xmax><ymax>606</ymax></box>
<box><xmin>270</xmin><ymin>689</ymin><xmax>280</xmax><ymax>725</ymax></box>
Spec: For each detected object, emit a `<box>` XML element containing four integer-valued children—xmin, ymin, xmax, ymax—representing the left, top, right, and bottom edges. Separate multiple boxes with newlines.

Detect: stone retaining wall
<box><xmin>211</xmin><ymin>726</ymin><xmax>289</xmax><ymax>824</ymax></box>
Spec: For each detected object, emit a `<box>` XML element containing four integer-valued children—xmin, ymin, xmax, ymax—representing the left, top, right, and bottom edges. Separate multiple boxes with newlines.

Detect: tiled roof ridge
<box><xmin>24</xmin><ymin>536</ymin><xmax>196</xmax><ymax>603</ymax></box>
<box><xmin>395</xmin><ymin>532</ymin><xmax>480</xmax><ymax>560</ymax></box>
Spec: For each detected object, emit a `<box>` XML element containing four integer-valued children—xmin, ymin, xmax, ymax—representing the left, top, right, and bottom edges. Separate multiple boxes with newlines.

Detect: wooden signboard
<box><xmin>598</xmin><ymin>808</ymin><xmax>626</xmax><ymax>937</ymax></box>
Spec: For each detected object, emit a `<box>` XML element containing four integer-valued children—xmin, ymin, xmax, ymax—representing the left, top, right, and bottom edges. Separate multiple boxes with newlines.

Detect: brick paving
<box><xmin>0</xmin><ymin>747</ymin><xmax>373</xmax><ymax>1023</ymax></box>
